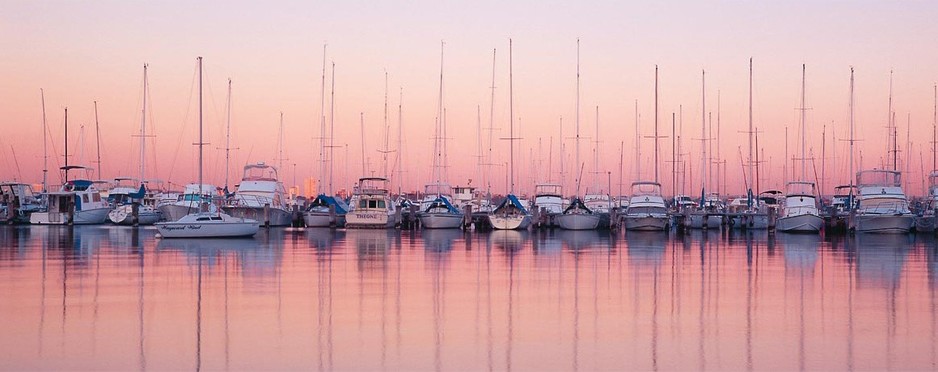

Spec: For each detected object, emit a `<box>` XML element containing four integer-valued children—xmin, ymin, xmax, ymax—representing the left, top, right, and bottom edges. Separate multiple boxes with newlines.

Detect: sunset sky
<box><xmin>2</xmin><ymin>1</ymin><xmax>937</xmax><ymax>197</ymax></box>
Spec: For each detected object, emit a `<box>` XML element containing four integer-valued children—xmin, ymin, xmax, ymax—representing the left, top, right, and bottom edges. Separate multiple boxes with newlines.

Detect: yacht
<box><xmin>776</xmin><ymin>181</ymin><xmax>824</xmax><ymax>233</ymax></box>
<box><xmin>223</xmin><ymin>162</ymin><xmax>292</xmax><ymax>226</ymax></box>
<box><xmin>555</xmin><ymin>196</ymin><xmax>600</xmax><ymax>230</ymax></box>
<box><xmin>0</xmin><ymin>182</ymin><xmax>42</xmax><ymax>224</ymax></box>
<box><xmin>532</xmin><ymin>183</ymin><xmax>564</xmax><ymax>227</ymax></box>
<box><xmin>853</xmin><ymin>170</ymin><xmax>914</xmax><ymax>233</ymax></box>
<box><xmin>622</xmin><ymin>181</ymin><xmax>669</xmax><ymax>231</ymax></box>
<box><xmin>915</xmin><ymin>172</ymin><xmax>938</xmax><ymax>233</ymax></box>
<box><xmin>686</xmin><ymin>193</ymin><xmax>723</xmax><ymax>229</ymax></box>
<box><xmin>346</xmin><ymin>177</ymin><xmax>398</xmax><ymax>229</ymax></box>
<box><xmin>30</xmin><ymin>176</ymin><xmax>111</xmax><ymax>225</ymax></box>
<box><xmin>158</xmin><ymin>183</ymin><xmax>218</xmax><ymax>222</ymax></box>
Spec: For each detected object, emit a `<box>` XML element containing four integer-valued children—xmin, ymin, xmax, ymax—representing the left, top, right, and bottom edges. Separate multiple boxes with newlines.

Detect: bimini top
<box><xmin>534</xmin><ymin>183</ymin><xmax>563</xmax><ymax>197</ymax></box>
<box><xmin>357</xmin><ymin>177</ymin><xmax>390</xmax><ymax>194</ymax></box>
<box><xmin>242</xmin><ymin>163</ymin><xmax>279</xmax><ymax>182</ymax></box>
<box><xmin>494</xmin><ymin>194</ymin><xmax>528</xmax><ymax>215</ymax></box>
<box><xmin>308</xmin><ymin>194</ymin><xmax>349</xmax><ymax>214</ymax></box>
<box><xmin>784</xmin><ymin>181</ymin><xmax>816</xmax><ymax>197</ymax></box>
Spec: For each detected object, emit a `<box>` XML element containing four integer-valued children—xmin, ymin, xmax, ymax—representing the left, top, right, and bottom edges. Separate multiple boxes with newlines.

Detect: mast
<box><xmin>700</xmin><ymin>70</ymin><xmax>706</xmax><ymax>197</ymax></box>
<box><xmin>64</xmin><ymin>107</ymin><xmax>69</xmax><ymax>183</ymax></box>
<box><xmin>398</xmin><ymin>88</ymin><xmax>403</xmax><ymax>195</ymax></box>
<box><xmin>800</xmin><ymin>64</ymin><xmax>807</xmax><ymax>180</ymax></box>
<box><xmin>319</xmin><ymin>43</ymin><xmax>327</xmax><ymax>194</ymax></box>
<box><xmin>41</xmin><ymin>89</ymin><xmax>48</xmax><ymax>192</ymax></box>
<box><xmin>360</xmin><ymin>112</ymin><xmax>366</xmax><ymax>176</ymax></box>
<box><xmin>94</xmin><ymin>100</ymin><xmax>102</xmax><ymax>181</ymax></box>
<box><xmin>278</xmin><ymin>112</ymin><xmax>284</xmax><ymax>175</ymax></box>
<box><xmin>933</xmin><ymin>83</ymin><xmax>936</xmax><ymax>171</ymax></box>
<box><xmin>140</xmin><ymin>64</ymin><xmax>148</xmax><ymax>183</ymax></box>
<box><xmin>383</xmin><ymin>70</ymin><xmax>390</xmax><ymax>179</ymax></box>
<box><xmin>748</xmin><ymin>58</ymin><xmax>754</xmax><ymax>194</ymax></box>
<box><xmin>197</xmin><ymin>57</ymin><xmax>203</xmax><ymax>199</ymax></box>
<box><xmin>224</xmin><ymin>78</ymin><xmax>232</xmax><ymax>188</ymax></box>
<box><xmin>888</xmin><ymin>70</ymin><xmax>896</xmax><ymax>171</ymax></box>
<box><xmin>575</xmin><ymin>38</ymin><xmax>581</xmax><ymax>196</ymax></box>
<box><xmin>594</xmin><ymin>106</ymin><xmax>600</xmax><ymax>192</ymax></box>
<box><xmin>635</xmin><ymin>99</ymin><xmax>640</xmax><ymax>179</ymax></box>
<box><xmin>509</xmin><ymin>38</ymin><xmax>515</xmax><ymax>194</ymax></box>
<box><xmin>329</xmin><ymin>62</ymin><xmax>336</xmax><ymax>193</ymax></box>
<box><xmin>435</xmin><ymin>42</ymin><xmax>444</xmax><ymax>188</ymax></box>
<box><xmin>487</xmin><ymin>48</ymin><xmax>496</xmax><ymax>197</ymax></box>
<box><xmin>654</xmin><ymin>65</ymin><xmax>659</xmax><ymax>183</ymax></box>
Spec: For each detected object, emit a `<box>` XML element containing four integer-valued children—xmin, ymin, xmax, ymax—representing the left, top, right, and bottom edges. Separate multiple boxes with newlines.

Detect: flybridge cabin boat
<box><xmin>223</xmin><ymin>163</ymin><xmax>292</xmax><ymax>226</ymax></box>
<box><xmin>776</xmin><ymin>181</ymin><xmax>824</xmax><ymax>233</ymax></box>
<box><xmin>417</xmin><ymin>183</ymin><xmax>463</xmax><ymax>229</ymax></box>
<box><xmin>107</xmin><ymin>178</ymin><xmax>161</xmax><ymax>225</ymax></box>
<box><xmin>534</xmin><ymin>183</ymin><xmax>564</xmax><ymax>226</ymax></box>
<box><xmin>346</xmin><ymin>177</ymin><xmax>398</xmax><ymax>229</ymax></box>
<box><xmin>487</xmin><ymin>194</ymin><xmax>532</xmax><ymax>230</ymax></box>
<box><xmin>158</xmin><ymin>183</ymin><xmax>219</xmax><ymax>222</ymax></box>
<box><xmin>0</xmin><ymin>182</ymin><xmax>42</xmax><ymax>224</ymax></box>
<box><xmin>853</xmin><ymin>170</ymin><xmax>914</xmax><ymax>234</ymax></box>
<box><xmin>622</xmin><ymin>182</ymin><xmax>669</xmax><ymax>231</ymax></box>
<box><xmin>30</xmin><ymin>177</ymin><xmax>111</xmax><ymax>225</ymax></box>
<box><xmin>555</xmin><ymin>197</ymin><xmax>601</xmax><ymax>230</ymax></box>
<box><xmin>303</xmin><ymin>194</ymin><xmax>349</xmax><ymax>228</ymax></box>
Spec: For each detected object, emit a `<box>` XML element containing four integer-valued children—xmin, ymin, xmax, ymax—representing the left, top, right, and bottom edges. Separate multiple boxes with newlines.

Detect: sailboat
<box><xmin>109</xmin><ymin>64</ymin><xmax>161</xmax><ymax>225</ymax></box>
<box><xmin>736</xmin><ymin>58</ymin><xmax>769</xmax><ymax>230</ymax></box>
<box><xmin>685</xmin><ymin>70</ymin><xmax>722</xmax><ymax>229</ymax></box>
<box><xmin>776</xmin><ymin>64</ymin><xmax>823</xmax><ymax>233</ymax></box>
<box><xmin>555</xmin><ymin>39</ymin><xmax>599</xmax><ymax>230</ymax></box>
<box><xmin>30</xmin><ymin>108</ymin><xmax>111</xmax><ymax>225</ymax></box>
<box><xmin>914</xmin><ymin>84</ymin><xmax>938</xmax><ymax>233</ymax></box>
<box><xmin>155</xmin><ymin>57</ymin><xmax>259</xmax><ymax>238</ymax></box>
<box><xmin>418</xmin><ymin>42</ymin><xmax>464</xmax><ymax>229</ymax></box>
<box><xmin>852</xmin><ymin>71</ymin><xmax>914</xmax><ymax>234</ymax></box>
<box><xmin>487</xmin><ymin>39</ymin><xmax>532</xmax><ymax>230</ymax></box>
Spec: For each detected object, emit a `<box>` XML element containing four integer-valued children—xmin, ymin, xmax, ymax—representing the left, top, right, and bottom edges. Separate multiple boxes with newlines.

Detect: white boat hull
<box><xmin>555</xmin><ymin>213</ymin><xmax>601</xmax><ymax>230</ymax></box>
<box><xmin>108</xmin><ymin>205</ymin><xmax>161</xmax><ymax>225</ymax></box>
<box><xmin>29</xmin><ymin>207</ymin><xmax>111</xmax><ymax>225</ymax></box>
<box><xmin>854</xmin><ymin>214</ymin><xmax>914</xmax><ymax>234</ymax></box>
<box><xmin>685</xmin><ymin>213</ymin><xmax>722</xmax><ymax>229</ymax></box>
<box><xmin>488</xmin><ymin>214</ymin><xmax>532</xmax><ymax>230</ymax></box>
<box><xmin>419</xmin><ymin>213</ymin><xmax>464</xmax><ymax>229</ymax></box>
<box><xmin>223</xmin><ymin>206</ymin><xmax>293</xmax><ymax>226</ymax></box>
<box><xmin>303</xmin><ymin>212</ymin><xmax>345</xmax><ymax>228</ymax></box>
<box><xmin>346</xmin><ymin>211</ymin><xmax>396</xmax><ymax>229</ymax></box>
<box><xmin>623</xmin><ymin>215</ymin><xmax>669</xmax><ymax>231</ymax></box>
<box><xmin>731</xmin><ymin>213</ymin><xmax>769</xmax><ymax>230</ymax></box>
<box><xmin>158</xmin><ymin>204</ymin><xmax>199</xmax><ymax>222</ymax></box>
<box><xmin>776</xmin><ymin>213</ymin><xmax>823</xmax><ymax>233</ymax></box>
<box><xmin>155</xmin><ymin>214</ymin><xmax>259</xmax><ymax>238</ymax></box>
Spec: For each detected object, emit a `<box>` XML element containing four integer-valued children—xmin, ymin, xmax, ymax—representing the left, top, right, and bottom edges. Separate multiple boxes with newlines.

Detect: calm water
<box><xmin>0</xmin><ymin>226</ymin><xmax>936</xmax><ymax>371</ymax></box>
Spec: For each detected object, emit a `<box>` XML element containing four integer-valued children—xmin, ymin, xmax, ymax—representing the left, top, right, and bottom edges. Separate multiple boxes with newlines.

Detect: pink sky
<box><xmin>2</xmin><ymin>1</ymin><xmax>937</xmax><ymax>197</ymax></box>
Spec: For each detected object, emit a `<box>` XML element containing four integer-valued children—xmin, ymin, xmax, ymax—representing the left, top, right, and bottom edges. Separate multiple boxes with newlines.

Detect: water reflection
<box><xmin>0</xmin><ymin>226</ymin><xmax>936</xmax><ymax>370</ymax></box>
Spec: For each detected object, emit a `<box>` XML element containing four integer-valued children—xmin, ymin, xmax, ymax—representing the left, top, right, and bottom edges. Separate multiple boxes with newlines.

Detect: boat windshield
<box><xmin>423</xmin><ymin>183</ymin><xmax>451</xmax><ymax>196</ymax></box>
<box><xmin>243</xmin><ymin>164</ymin><xmax>278</xmax><ymax>181</ymax></box>
<box><xmin>630</xmin><ymin>182</ymin><xmax>662</xmax><ymax>196</ymax></box>
<box><xmin>535</xmin><ymin>184</ymin><xmax>562</xmax><ymax>196</ymax></box>
<box><xmin>785</xmin><ymin>182</ymin><xmax>815</xmax><ymax>196</ymax></box>
<box><xmin>358</xmin><ymin>198</ymin><xmax>387</xmax><ymax>209</ymax></box>
<box><xmin>857</xmin><ymin>170</ymin><xmax>901</xmax><ymax>187</ymax></box>
<box><xmin>358</xmin><ymin>178</ymin><xmax>390</xmax><ymax>193</ymax></box>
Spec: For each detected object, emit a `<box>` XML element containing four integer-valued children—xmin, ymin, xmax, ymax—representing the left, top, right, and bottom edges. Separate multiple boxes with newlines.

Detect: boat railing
<box><xmin>229</xmin><ymin>194</ymin><xmax>281</xmax><ymax>208</ymax></box>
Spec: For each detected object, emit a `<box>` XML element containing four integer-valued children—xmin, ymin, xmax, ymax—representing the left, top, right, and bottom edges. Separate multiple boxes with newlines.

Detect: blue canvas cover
<box><xmin>494</xmin><ymin>194</ymin><xmax>528</xmax><ymax>214</ymax></box>
<box><xmin>425</xmin><ymin>196</ymin><xmax>460</xmax><ymax>214</ymax></box>
<box><xmin>308</xmin><ymin>194</ymin><xmax>348</xmax><ymax>214</ymax></box>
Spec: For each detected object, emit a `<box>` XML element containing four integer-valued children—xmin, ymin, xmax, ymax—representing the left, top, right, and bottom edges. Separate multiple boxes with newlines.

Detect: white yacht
<box><xmin>532</xmin><ymin>183</ymin><xmax>564</xmax><ymax>227</ymax></box>
<box><xmin>685</xmin><ymin>193</ymin><xmax>723</xmax><ymax>229</ymax></box>
<box><xmin>158</xmin><ymin>183</ymin><xmax>218</xmax><ymax>222</ymax></box>
<box><xmin>555</xmin><ymin>196</ymin><xmax>600</xmax><ymax>230</ymax></box>
<box><xmin>0</xmin><ymin>182</ymin><xmax>42</xmax><ymax>224</ymax></box>
<box><xmin>776</xmin><ymin>181</ymin><xmax>824</xmax><ymax>233</ymax></box>
<box><xmin>417</xmin><ymin>183</ymin><xmax>463</xmax><ymax>229</ymax></box>
<box><xmin>223</xmin><ymin>163</ymin><xmax>292</xmax><ymax>226</ymax></box>
<box><xmin>346</xmin><ymin>177</ymin><xmax>398</xmax><ymax>229</ymax></box>
<box><xmin>30</xmin><ymin>176</ymin><xmax>111</xmax><ymax>225</ymax></box>
<box><xmin>622</xmin><ymin>181</ymin><xmax>669</xmax><ymax>231</ymax></box>
<box><xmin>853</xmin><ymin>170</ymin><xmax>914</xmax><ymax>233</ymax></box>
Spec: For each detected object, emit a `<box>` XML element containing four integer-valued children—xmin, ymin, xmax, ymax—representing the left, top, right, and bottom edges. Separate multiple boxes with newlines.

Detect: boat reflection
<box><xmin>306</xmin><ymin>227</ymin><xmax>344</xmax><ymax>252</ymax></box>
<box><xmin>422</xmin><ymin>229</ymin><xmax>463</xmax><ymax>253</ymax></box>
<box><xmin>348</xmin><ymin>229</ymin><xmax>392</xmax><ymax>271</ymax></box>
<box><xmin>625</xmin><ymin>231</ymin><xmax>667</xmax><ymax>267</ymax></box>
<box><xmin>854</xmin><ymin>233</ymin><xmax>912</xmax><ymax>289</ymax></box>
<box><xmin>778</xmin><ymin>233</ymin><xmax>821</xmax><ymax>271</ymax></box>
<box><xmin>487</xmin><ymin>230</ymin><xmax>528</xmax><ymax>254</ymax></box>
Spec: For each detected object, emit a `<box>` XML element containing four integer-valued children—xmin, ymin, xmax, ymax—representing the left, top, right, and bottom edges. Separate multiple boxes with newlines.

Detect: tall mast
<box><xmin>94</xmin><ymin>100</ymin><xmax>101</xmax><ymax>181</ymax></box>
<box><xmin>594</xmin><ymin>105</ymin><xmax>600</xmax><ymax>192</ymax></box>
<box><xmin>701</xmin><ymin>70</ymin><xmax>706</xmax><ymax>196</ymax></box>
<box><xmin>329</xmin><ymin>62</ymin><xmax>336</xmax><ymax>193</ymax></box>
<box><xmin>41</xmin><ymin>89</ymin><xmax>48</xmax><ymax>192</ymax></box>
<box><xmin>654</xmin><ymin>65</ymin><xmax>659</xmax><ymax>183</ymax></box>
<box><xmin>487</xmin><ymin>48</ymin><xmax>496</xmax><ymax>197</ymax></box>
<box><xmin>508</xmin><ymin>38</ymin><xmax>515</xmax><ymax>194</ymax></box>
<box><xmin>635</xmin><ymin>99</ymin><xmax>640</xmax><ymax>179</ymax></box>
<box><xmin>398</xmin><ymin>87</ymin><xmax>403</xmax><ymax>195</ymax></box>
<box><xmin>319</xmin><ymin>43</ymin><xmax>327</xmax><ymax>194</ymax></box>
<box><xmin>140</xmin><ymin>64</ymin><xmax>148</xmax><ymax>183</ymax></box>
<box><xmin>748</xmin><ymin>58</ymin><xmax>754</xmax><ymax>194</ymax></box>
<box><xmin>800</xmin><ymin>64</ymin><xmax>807</xmax><ymax>180</ymax></box>
<box><xmin>383</xmin><ymin>70</ymin><xmax>390</xmax><ymax>179</ymax></box>
<box><xmin>64</xmin><ymin>107</ymin><xmax>69</xmax><ymax>183</ymax></box>
<box><xmin>197</xmin><ymin>57</ymin><xmax>203</xmax><ymax>197</ymax></box>
<box><xmin>278</xmin><ymin>112</ymin><xmax>284</xmax><ymax>175</ymax></box>
<box><xmin>224</xmin><ymin>78</ymin><xmax>232</xmax><ymax>188</ymax></box>
<box><xmin>933</xmin><ymin>83</ymin><xmax>936</xmax><ymax>171</ymax></box>
<box><xmin>888</xmin><ymin>70</ymin><xmax>895</xmax><ymax>171</ymax></box>
<box><xmin>360</xmin><ymin>112</ymin><xmax>366</xmax><ymax>176</ymax></box>
<box><xmin>575</xmin><ymin>38</ymin><xmax>581</xmax><ymax>195</ymax></box>
<box><xmin>435</xmin><ymin>42</ymin><xmax>445</xmax><ymax>187</ymax></box>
